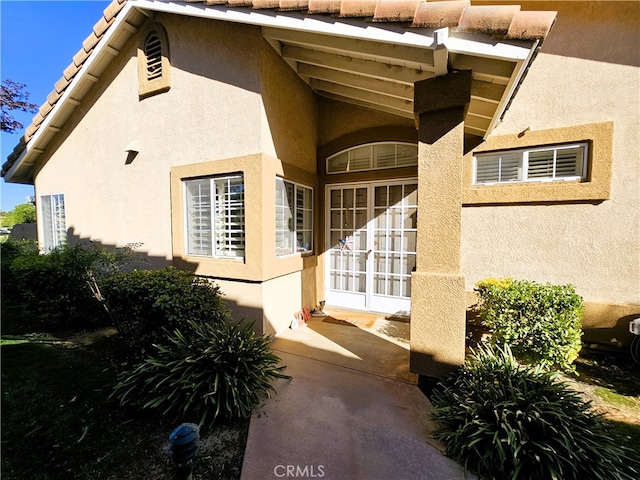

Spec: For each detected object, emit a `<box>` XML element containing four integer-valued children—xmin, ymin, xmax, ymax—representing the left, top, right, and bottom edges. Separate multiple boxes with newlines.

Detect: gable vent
<box><xmin>145</xmin><ymin>33</ymin><xmax>163</xmax><ymax>81</ymax></box>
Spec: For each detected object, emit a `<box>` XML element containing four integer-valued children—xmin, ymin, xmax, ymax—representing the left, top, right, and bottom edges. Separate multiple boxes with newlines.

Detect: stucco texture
<box><xmin>33</xmin><ymin>14</ymin><xmax>320</xmax><ymax>334</ymax></box>
<box><xmin>462</xmin><ymin>1</ymin><xmax>640</xmax><ymax>307</ymax></box>
<box><xmin>34</xmin><ymin>15</ymin><xmax>264</xmax><ymax>260</ymax></box>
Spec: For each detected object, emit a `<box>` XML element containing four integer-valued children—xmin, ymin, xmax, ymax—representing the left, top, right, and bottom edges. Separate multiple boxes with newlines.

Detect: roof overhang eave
<box><xmin>3</xmin><ymin>0</ymin><xmax>542</xmax><ymax>183</ymax></box>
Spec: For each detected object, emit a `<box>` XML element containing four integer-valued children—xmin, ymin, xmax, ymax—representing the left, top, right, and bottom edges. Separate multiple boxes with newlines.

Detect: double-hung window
<box><xmin>184</xmin><ymin>175</ymin><xmax>245</xmax><ymax>258</ymax></box>
<box><xmin>275</xmin><ymin>178</ymin><xmax>313</xmax><ymax>256</ymax></box>
<box><xmin>41</xmin><ymin>194</ymin><xmax>66</xmax><ymax>251</ymax></box>
<box><xmin>474</xmin><ymin>143</ymin><xmax>588</xmax><ymax>185</ymax></box>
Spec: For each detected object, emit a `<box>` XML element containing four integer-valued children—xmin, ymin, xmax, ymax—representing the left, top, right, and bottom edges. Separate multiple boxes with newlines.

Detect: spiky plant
<box><xmin>430</xmin><ymin>344</ymin><xmax>638</xmax><ymax>480</ymax></box>
<box><xmin>113</xmin><ymin>319</ymin><xmax>289</xmax><ymax>426</ymax></box>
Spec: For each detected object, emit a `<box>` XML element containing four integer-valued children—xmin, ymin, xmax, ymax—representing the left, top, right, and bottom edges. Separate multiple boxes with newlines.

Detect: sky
<box><xmin>1</xmin><ymin>0</ymin><xmax>110</xmax><ymax>212</ymax></box>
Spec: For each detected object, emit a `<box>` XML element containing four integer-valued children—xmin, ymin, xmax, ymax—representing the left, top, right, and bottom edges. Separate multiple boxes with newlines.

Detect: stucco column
<box><xmin>411</xmin><ymin>71</ymin><xmax>471</xmax><ymax>379</ymax></box>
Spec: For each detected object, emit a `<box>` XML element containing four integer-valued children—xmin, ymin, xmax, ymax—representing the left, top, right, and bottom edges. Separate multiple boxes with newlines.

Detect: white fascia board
<box><xmin>484</xmin><ymin>41</ymin><xmax>540</xmax><ymax>138</ymax></box>
<box><xmin>5</xmin><ymin>2</ymin><xmax>140</xmax><ymax>182</ymax></box>
<box><xmin>130</xmin><ymin>0</ymin><xmax>440</xmax><ymax>49</ymax></box>
<box><xmin>445</xmin><ymin>35</ymin><xmax>533</xmax><ymax>62</ymax></box>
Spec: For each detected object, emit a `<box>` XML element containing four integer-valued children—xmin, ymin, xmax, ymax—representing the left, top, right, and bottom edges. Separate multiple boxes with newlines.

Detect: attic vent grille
<box><xmin>145</xmin><ymin>33</ymin><xmax>163</xmax><ymax>81</ymax></box>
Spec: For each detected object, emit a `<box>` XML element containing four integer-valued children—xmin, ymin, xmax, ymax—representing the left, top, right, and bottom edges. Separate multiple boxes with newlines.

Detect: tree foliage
<box><xmin>1</xmin><ymin>203</ymin><xmax>36</xmax><ymax>227</ymax></box>
<box><xmin>1</xmin><ymin>79</ymin><xmax>38</xmax><ymax>133</ymax></box>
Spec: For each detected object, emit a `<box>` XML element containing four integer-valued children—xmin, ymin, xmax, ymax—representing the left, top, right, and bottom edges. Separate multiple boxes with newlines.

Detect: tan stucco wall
<box><xmin>461</xmin><ymin>2</ymin><xmax>640</xmax><ymax>317</ymax></box>
<box><xmin>34</xmin><ymin>15</ymin><xmax>264</xmax><ymax>262</ymax></box>
<box><xmin>260</xmin><ymin>42</ymin><xmax>318</xmax><ymax>173</ymax></box>
<box><xmin>33</xmin><ymin>15</ymin><xmax>320</xmax><ymax>333</ymax></box>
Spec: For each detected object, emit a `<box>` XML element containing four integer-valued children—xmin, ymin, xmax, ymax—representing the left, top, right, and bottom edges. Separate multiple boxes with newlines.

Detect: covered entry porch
<box><xmin>271</xmin><ymin>308</ymin><xmax>416</xmax><ymax>383</ymax></box>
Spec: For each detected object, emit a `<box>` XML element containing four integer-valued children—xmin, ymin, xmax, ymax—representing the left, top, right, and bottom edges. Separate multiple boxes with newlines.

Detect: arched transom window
<box><xmin>327</xmin><ymin>142</ymin><xmax>418</xmax><ymax>174</ymax></box>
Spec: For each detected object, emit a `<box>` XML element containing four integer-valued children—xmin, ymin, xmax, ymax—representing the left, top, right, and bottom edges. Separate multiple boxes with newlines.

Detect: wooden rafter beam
<box><xmin>263</xmin><ymin>27</ymin><xmax>436</xmax><ymax>68</ymax></box>
<box><xmin>282</xmin><ymin>45</ymin><xmax>434</xmax><ymax>85</ymax></box>
<box><xmin>298</xmin><ymin>63</ymin><xmax>414</xmax><ymax>100</ymax></box>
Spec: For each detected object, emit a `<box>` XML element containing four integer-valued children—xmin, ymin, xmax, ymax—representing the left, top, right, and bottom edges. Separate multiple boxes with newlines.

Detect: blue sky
<box><xmin>1</xmin><ymin>0</ymin><xmax>110</xmax><ymax>212</ymax></box>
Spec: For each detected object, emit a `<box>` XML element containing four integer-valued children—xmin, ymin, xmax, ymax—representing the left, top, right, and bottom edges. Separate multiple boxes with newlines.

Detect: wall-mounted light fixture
<box><xmin>125</xmin><ymin>139</ymin><xmax>140</xmax><ymax>164</ymax></box>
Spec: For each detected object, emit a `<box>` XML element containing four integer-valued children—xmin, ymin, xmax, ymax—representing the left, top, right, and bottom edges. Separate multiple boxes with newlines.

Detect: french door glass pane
<box><xmin>328</xmin><ymin>182</ymin><xmax>417</xmax><ymax>305</ymax></box>
<box><xmin>389</xmin><ymin>185</ymin><xmax>402</xmax><ymax>206</ymax></box>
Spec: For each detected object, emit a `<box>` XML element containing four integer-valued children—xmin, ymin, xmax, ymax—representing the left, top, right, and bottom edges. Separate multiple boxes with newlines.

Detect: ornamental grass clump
<box><xmin>474</xmin><ymin>278</ymin><xmax>583</xmax><ymax>371</ymax></box>
<box><xmin>112</xmin><ymin>319</ymin><xmax>289</xmax><ymax>427</ymax></box>
<box><xmin>430</xmin><ymin>344</ymin><xmax>639</xmax><ymax>480</ymax></box>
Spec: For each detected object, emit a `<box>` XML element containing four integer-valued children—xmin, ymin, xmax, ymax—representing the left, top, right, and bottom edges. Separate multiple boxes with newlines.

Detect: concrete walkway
<box><xmin>241</xmin><ymin>350</ymin><xmax>474</xmax><ymax>480</ymax></box>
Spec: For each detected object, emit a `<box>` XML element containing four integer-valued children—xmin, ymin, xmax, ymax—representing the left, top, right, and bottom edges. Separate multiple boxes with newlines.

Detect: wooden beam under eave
<box><xmin>298</xmin><ymin>63</ymin><xmax>414</xmax><ymax>100</ymax></box>
<box><xmin>319</xmin><ymin>91</ymin><xmax>415</xmax><ymax>119</ymax></box>
<box><xmin>310</xmin><ymin>78</ymin><xmax>414</xmax><ymax>113</ymax></box>
<box><xmin>263</xmin><ymin>27</ymin><xmax>436</xmax><ymax>68</ymax></box>
<box><xmin>450</xmin><ymin>53</ymin><xmax>515</xmax><ymax>82</ymax></box>
<box><xmin>282</xmin><ymin>45</ymin><xmax>435</xmax><ymax>85</ymax></box>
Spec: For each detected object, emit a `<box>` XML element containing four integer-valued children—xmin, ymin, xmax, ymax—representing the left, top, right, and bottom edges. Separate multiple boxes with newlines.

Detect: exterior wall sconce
<box><xmin>125</xmin><ymin>139</ymin><xmax>140</xmax><ymax>164</ymax></box>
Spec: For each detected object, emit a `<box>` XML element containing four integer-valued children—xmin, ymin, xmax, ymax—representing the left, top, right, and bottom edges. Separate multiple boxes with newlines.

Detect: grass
<box><xmin>0</xmin><ymin>338</ymin><xmax>28</xmax><ymax>346</ymax></box>
<box><xmin>595</xmin><ymin>386</ymin><xmax>640</xmax><ymax>410</ymax></box>
<box><xmin>1</xmin><ymin>339</ymin><xmax>249</xmax><ymax>480</ymax></box>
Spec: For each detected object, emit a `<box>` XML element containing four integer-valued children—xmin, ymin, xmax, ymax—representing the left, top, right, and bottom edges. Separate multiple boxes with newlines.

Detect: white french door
<box><xmin>325</xmin><ymin>180</ymin><xmax>417</xmax><ymax>314</ymax></box>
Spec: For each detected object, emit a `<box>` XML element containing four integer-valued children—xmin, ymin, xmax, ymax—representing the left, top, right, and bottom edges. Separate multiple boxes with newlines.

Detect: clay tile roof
<box><xmin>278</xmin><ymin>0</ymin><xmax>310</xmax><ymax>10</ymax></box>
<box><xmin>103</xmin><ymin>0</ymin><xmax>126</xmax><ymax>22</ymax></box>
<box><xmin>63</xmin><ymin>62</ymin><xmax>80</xmax><ymax>82</ymax></box>
<box><xmin>227</xmin><ymin>0</ymin><xmax>253</xmax><ymax>6</ymax></box>
<box><xmin>308</xmin><ymin>0</ymin><xmax>341</xmax><ymax>14</ymax></box>
<box><xmin>253</xmin><ymin>0</ymin><xmax>281</xmax><ymax>8</ymax></box>
<box><xmin>93</xmin><ymin>16</ymin><xmax>115</xmax><ymax>37</ymax></box>
<box><xmin>458</xmin><ymin>5</ymin><xmax>521</xmax><ymax>35</ymax></box>
<box><xmin>54</xmin><ymin>76</ymin><xmax>72</xmax><ymax>95</ymax></box>
<box><xmin>373</xmin><ymin>0</ymin><xmax>421</xmax><ymax>23</ymax></box>
<box><xmin>340</xmin><ymin>0</ymin><xmax>377</xmax><ymax>18</ymax></box>
<box><xmin>411</xmin><ymin>0</ymin><xmax>470</xmax><ymax>28</ymax></box>
<box><xmin>3</xmin><ymin>0</ymin><xmax>559</xmax><ymax>178</ymax></box>
<box><xmin>506</xmin><ymin>10</ymin><xmax>557</xmax><ymax>40</ymax></box>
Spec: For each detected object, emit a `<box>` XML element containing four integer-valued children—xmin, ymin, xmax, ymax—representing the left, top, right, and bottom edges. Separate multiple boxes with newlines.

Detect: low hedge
<box><xmin>99</xmin><ymin>267</ymin><xmax>230</xmax><ymax>354</ymax></box>
<box><xmin>474</xmin><ymin>278</ymin><xmax>583</xmax><ymax>371</ymax></box>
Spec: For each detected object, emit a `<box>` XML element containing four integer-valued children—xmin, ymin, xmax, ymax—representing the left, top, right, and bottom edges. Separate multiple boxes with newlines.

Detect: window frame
<box><xmin>40</xmin><ymin>193</ymin><xmax>66</xmax><ymax>251</ymax></box>
<box><xmin>473</xmin><ymin>142</ymin><xmax>588</xmax><ymax>186</ymax></box>
<box><xmin>326</xmin><ymin>142</ymin><xmax>418</xmax><ymax>174</ymax></box>
<box><xmin>275</xmin><ymin>177</ymin><xmax>314</xmax><ymax>257</ymax></box>
<box><xmin>184</xmin><ymin>174</ymin><xmax>245</xmax><ymax>260</ymax></box>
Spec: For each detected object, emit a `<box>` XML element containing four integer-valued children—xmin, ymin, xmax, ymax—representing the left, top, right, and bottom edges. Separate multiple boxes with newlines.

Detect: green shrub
<box><xmin>112</xmin><ymin>319</ymin><xmax>289</xmax><ymax>426</ymax></box>
<box><xmin>474</xmin><ymin>278</ymin><xmax>583</xmax><ymax>371</ymax></box>
<box><xmin>100</xmin><ymin>267</ymin><xmax>229</xmax><ymax>352</ymax></box>
<box><xmin>0</xmin><ymin>240</ymin><xmax>39</xmax><ymax>300</ymax></box>
<box><xmin>1</xmin><ymin>241</ymin><xmax>142</xmax><ymax>331</ymax></box>
<box><xmin>4</xmin><ymin>243</ymin><xmax>110</xmax><ymax>327</ymax></box>
<box><xmin>431</xmin><ymin>344</ymin><xmax>639</xmax><ymax>480</ymax></box>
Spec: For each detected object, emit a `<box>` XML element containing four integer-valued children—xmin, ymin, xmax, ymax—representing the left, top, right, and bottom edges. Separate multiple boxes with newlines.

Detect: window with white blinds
<box><xmin>327</xmin><ymin>142</ymin><xmax>418</xmax><ymax>174</ymax></box>
<box><xmin>474</xmin><ymin>143</ymin><xmax>587</xmax><ymax>185</ymax></box>
<box><xmin>185</xmin><ymin>175</ymin><xmax>245</xmax><ymax>258</ymax></box>
<box><xmin>41</xmin><ymin>193</ymin><xmax>66</xmax><ymax>251</ymax></box>
<box><xmin>275</xmin><ymin>178</ymin><xmax>313</xmax><ymax>256</ymax></box>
